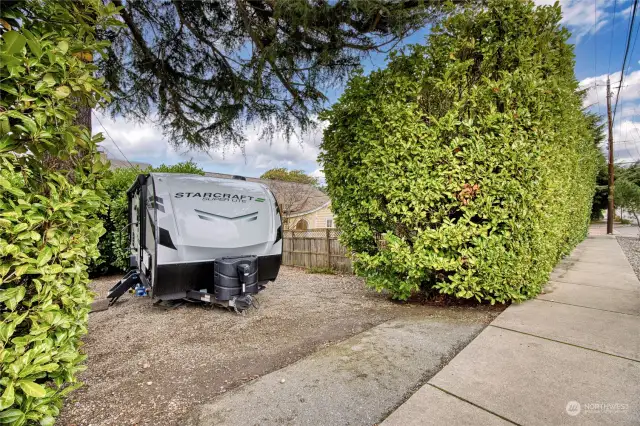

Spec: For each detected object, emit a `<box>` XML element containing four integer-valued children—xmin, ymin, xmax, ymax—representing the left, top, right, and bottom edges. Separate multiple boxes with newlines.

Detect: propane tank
<box><xmin>134</xmin><ymin>283</ymin><xmax>148</xmax><ymax>297</ymax></box>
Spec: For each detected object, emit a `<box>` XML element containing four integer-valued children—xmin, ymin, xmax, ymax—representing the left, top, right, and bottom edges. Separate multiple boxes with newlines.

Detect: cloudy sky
<box><xmin>95</xmin><ymin>0</ymin><xmax>640</xmax><ymax>177</ymax></box>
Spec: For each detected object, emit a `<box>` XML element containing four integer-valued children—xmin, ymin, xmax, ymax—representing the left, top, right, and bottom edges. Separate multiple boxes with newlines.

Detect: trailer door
<box><xmin>129</xmin><ymin>184</ymin><xmax>142</xmax><ymax>269</ymax></box>
<box><xmin>143</xmin><ymin>177</ymin><xmax>157</xmax><ymax>288</ymax></box>
<box><xmin>127</xmin><ymin>174</ymin><xmax>156</xmax><ymax>288</ymax></box>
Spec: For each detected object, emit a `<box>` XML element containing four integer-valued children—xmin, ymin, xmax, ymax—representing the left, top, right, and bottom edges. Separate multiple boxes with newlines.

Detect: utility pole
<box><xmin>607</xmin><ymin>77</ymin><xmax>615</xmax><ymax>235</ymax></box>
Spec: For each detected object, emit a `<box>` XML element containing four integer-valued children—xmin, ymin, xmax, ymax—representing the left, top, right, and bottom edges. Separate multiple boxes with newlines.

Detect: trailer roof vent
<box><xmin>232</xmin><ymin>175</ymin><xmax>246</xmax><ymax>181</ymax></box>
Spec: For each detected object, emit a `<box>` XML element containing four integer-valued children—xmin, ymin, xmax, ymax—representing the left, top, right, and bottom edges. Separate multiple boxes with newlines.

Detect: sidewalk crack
<box><xmin>488</xmin><ymin>325</ymin><xmax>640</xmax><ymax>363</ymax></box>
<box><xmin>534</xmin><ymin>297</ymin><xmax>640</xmax><ymax>317</ymax></box>
<box><xmin>426</xmin><ymin>383</ymin><xmax>521</xmax><ymax>425</ymax></box>
<box><xmin>548</xmin><ymin>279</ymin><xmax>640</xmax><ymax>292</ymax></box>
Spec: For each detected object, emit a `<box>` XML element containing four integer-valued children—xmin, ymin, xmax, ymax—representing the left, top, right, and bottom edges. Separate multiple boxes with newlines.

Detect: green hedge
<box><xmin>320</xmin><ymin>0</ymin><xmax>600</xmax><ymax>303</ymax></box>
<box><xmin>0</xmin><ymin>1</ymin><xmax>119</xmax><ymax>424</ymax></box>
<box><xmin>91</xmin><ymin>161</ymin><xmax>204</xmax><ymax>275</ymax></box>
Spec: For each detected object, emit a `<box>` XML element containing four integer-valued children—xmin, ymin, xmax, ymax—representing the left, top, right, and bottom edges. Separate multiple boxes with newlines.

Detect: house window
<box><xmin>295</xmin><ymin>219</ymin><xmax>309</xmax><ymax>230</ymax></box>
<box><xmin>326</xmin><ymin>218</ymin><xmax>334</xmax><ymax>228</ymax></box>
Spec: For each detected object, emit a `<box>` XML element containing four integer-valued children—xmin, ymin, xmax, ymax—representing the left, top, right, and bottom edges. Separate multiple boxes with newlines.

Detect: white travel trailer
<box><xmin>107</xmin><ymin>173</ymin><xmax>282</xmax><ymax>311</ymax></box>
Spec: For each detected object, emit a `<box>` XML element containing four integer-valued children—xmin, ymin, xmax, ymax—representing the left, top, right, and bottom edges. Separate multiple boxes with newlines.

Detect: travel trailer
<box><xmin>107</xmin><ymin>173</ymin><xmax>282</xmax><ymax>311</ymax></box>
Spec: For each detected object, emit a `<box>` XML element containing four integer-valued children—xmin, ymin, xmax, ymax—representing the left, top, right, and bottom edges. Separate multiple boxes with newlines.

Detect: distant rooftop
<box><xmin>204</xmin><ymin>171</ymin><xmax>329</xmax><ymax>216</ymax></box>
<box><xmin>102</xmin><ymin>152</ymin><xmax>152</xmax><ymax>170</ymax></box>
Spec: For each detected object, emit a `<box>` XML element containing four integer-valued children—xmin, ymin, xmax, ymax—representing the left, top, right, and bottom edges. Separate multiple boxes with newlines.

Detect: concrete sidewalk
<box><xmin>383</xmin><ymin>235</ymin><xmax>640</xmax><ymax>425</ymax></box>
<box><xmin>185</xmin><ymin>316</ymin><xmax>491</xmax><ymax>426</ymax></box>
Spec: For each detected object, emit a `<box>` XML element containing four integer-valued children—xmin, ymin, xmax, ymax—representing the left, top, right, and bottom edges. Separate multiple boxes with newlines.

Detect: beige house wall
<box><xmin>285</xmin><ymin>203</ymin><xmax>335</xmax><ymax>230</ymax></box>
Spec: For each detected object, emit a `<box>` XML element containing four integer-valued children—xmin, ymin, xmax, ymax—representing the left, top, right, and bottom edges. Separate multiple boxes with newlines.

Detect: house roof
<box><xmin>108</xmin><ymin>158</ymin><xmax>152</xmax><ymax>170</ymax></box>
<box><xmin>204</xmin><ymin>171</ymin><xmax>329</xmax><ymax>216</ymax></box>
<box><xmin>285</xmin><ymin>198</ymin><xmax>331</xmax><ymax>218</ymax></box>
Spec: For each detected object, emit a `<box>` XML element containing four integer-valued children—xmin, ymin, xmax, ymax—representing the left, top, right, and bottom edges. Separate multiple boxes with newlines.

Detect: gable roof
<box><xmin>109</xmin><ymin>159</ymin><xmax>152</xmax><ymax>170</ymax></box>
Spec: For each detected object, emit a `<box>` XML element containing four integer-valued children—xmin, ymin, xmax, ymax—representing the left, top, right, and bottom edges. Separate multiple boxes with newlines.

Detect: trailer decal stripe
<box><xmin>194</xmin><ymin>209</ymin><xmax>259</xmax><ymax>221</ymax></box>
<box><xmin>158</xmin><ymin>227</ymin><xmax>177</xmax><ymax>250</ymax></box>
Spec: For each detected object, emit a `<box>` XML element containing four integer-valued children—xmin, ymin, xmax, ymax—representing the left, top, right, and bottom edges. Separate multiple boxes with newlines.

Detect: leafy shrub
<box><xmin>92</xmin><ymin>161</ymin><xmax>205</xmax><ymax>274</ymax></box>
<box><xmin>0</xmin><ymin>1</ymin><xmax>118</xmax><ymax>423</ymax></box>
<box><xmin>90</xmin><ymin>165</ymin><xmax>143</xmax><ymax>275</ymax></box>
<box><xmin>260</xmin><ymin>168</ymin><xmax>318</xmax><ymax>185</ymax></box>
<box><xmin>152</xmin><ymin>161</ymin><xmax>204</xmax><ymax>175</ymax></box>
<box><xmin>320</xmin><ymin>0</ymin><xmax>600</xmax><ymax>303</ymax></box>
<box><xmin>615</xmin><ymin>179</ymin><xmax>640</xmax><ymax>228</ymax></box>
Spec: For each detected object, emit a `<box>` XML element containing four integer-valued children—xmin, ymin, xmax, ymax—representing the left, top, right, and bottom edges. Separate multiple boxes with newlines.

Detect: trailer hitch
<box><xmin>229</xmin><ymin>294</ymin><xmax>256</xmax><ymax>313</ymax></box>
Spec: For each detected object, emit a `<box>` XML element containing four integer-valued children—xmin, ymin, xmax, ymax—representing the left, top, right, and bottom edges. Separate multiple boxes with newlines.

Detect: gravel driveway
<box><xmin>617</xmin><ymin>236</ymin><xmax>640</xmax><ymax>279</ymax></box>
<box><xmin>58</xmin><ymin>266</ymin><xmax>503</xmax><ymax>426</ymax></box>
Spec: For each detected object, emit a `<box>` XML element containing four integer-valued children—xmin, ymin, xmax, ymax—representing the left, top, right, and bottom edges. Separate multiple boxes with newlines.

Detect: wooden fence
<box><xmin>282</xmin><ymin>229</ymin><xmax>352</xmax><ymax>273</ymax></box>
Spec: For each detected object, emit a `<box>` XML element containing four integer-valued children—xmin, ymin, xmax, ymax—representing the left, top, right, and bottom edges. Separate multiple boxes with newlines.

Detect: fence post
<box><xmin>326</xmin><ymin>228</ymin><xmax>331</xmax><ymax>270</ymax></box>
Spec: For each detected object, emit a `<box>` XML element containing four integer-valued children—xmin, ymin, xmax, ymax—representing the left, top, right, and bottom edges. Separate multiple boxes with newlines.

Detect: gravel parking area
<box><xmin>617</xmin><ymin>236</ymin><xmax>640</xmax><ymax>280</ymax></box>
<box><xmin>59</xmin><ymin>267</ymin><xmax>503</xmax><ymax>426</ymax></box>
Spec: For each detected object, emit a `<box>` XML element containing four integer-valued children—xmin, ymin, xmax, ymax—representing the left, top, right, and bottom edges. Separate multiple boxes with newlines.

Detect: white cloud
<box><xmin>309</xmin><ymin>168</ymin><xmax>326</xmax><ymax>186</ymax></box>
<box><xmin>535</xmin><ymin>0</ymin><xmax>631</xmax><ymax>42</ymax></box>
<box><xmin>601</xmin><ymin>119</ymin><xmax>640</xmax><ymax>164</ymax></box>
<box><xmin>614</xmin><ymin>119</ymin><xmax>640</xmax><ymax>143</ymax></box>
<box><xmin>579</xmin><ymin>68</ymin><xmax>640</xmax><ymax>163</ymax></box>
<box><xmin>92</xmin><ymin>112</ymin><xmax>324</xmax><ymax>177</ymax></box>
<box><xmin>579</xmin><ymin>69</ymin><xmax>640</xmax><ymax>109</ymax></box>
<box><xmin>616</xmin><ymin>103</ymin><xmax>640</xmax><ymax>120</ymax></box>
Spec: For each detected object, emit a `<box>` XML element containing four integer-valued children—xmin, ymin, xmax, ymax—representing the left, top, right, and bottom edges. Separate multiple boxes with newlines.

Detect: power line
<box><xmin>612</xmin><ymin>0</ymin><xmax>639</xmax><ymax>124</ymax></box>
<box><xmin>614</xmin><ymin>159</ymin><xmax>640</xmax><ymax>165</ymax></box>
<box><xmin>99</xmin><ymin>144</ymin><xmax>115</xmax><ymax>158</ymax></box>
<box><xmin>628</xmin><ymin>7</ymin><xmax>640</xmax><ymax>75</ymax></box>
<box><xmin>593</xmin><ymin>82</ymin><xmax>629</xmax><ymax>86</ymax></box>
<box><xmin>607</xmin><ymin>0</ymin><xmax>618</xmax><ymax>74</ymax></box>
<box><xmin>611</xmin><ymin>100</ymin><xmax>640</xmax><ymax>161</ymax></box>
<box><xmin>92</xmin><ymin>111</ymin><xmax>134</xmax><ymax>168</ymax></box>
<box><xmin>594</xmin><ymin>0</ymin><xmax>601</xmax><ymax>115</ymax></box>
<box><xmin>612</xmin><ymin>115</ymin><xmax>640</xmax><ymax>143</ymax></box>
<box><xmin>624</xmin><ymin>0</ymin><xmax>640</xmax><ymax>62</ymax></box>
<box><xmin>629</xmin><ymin>107</ymin><xmax>640</xmax><ymax>141</ymax></box>
<box><xmin>616</xmin><ymin>139</ymin><xmax>640</xmax><ymax>162</ymax></box>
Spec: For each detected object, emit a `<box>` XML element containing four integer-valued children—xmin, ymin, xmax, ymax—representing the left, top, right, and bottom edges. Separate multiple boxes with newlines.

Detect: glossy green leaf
<box><xmin>0</xmin><ymin>408</ymin><xmax>24</xmax><ymax>424</ymax></box>
<box><xmin>56</xmin><ymin>40</ymin><xmax>68</xmax><ymax>55</ymax></box>
<box><xmin>42</xmin><ymin>73</ymin><xmax>55</xmax><ymax>87</ymax></box>
<box><xmin>25</xmin><ymin>38</ymin><xmax>42</xmax><ymax>58</ymax></box>
<box><xmin>36</xmin><ymin>247</ymin><xmax>52</xmax><ymax>267</ymax></box>
<box><xmin>39</xmin><ymin>416</ymin><xmax>55</xmax><ymax>426</ymax></box>
<box><xmin>53</xmin><ymin>86</ymin><xmax>70</xmax><ymax>98</ymax></box>
<box><xmin>0</xmin><ymin>382</ymin><xmax>15</xmax><ymax>410</ymax></box>
<box><xmin>17</xmin><ymin>381</ymin><xmax>46</xmax><ymax>398</ymax></box>
<box><xmin>1</xmin><ymin>31</ymin><xmax>26</xmax><ymax>55</ymax></box>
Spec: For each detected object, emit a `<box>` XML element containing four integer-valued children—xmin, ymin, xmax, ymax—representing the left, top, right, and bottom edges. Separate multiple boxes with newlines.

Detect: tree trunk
<box><xmin>74</xmin><ymin>103</ymin><xmax>92</xmax><ymax>133</ymax></box>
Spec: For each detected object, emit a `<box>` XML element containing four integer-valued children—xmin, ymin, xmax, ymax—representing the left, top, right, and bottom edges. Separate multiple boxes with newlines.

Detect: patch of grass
<box><xmin>306</xmin><ymin>266</ymin><xmax>336</xmax><ymax>275</ymax></box>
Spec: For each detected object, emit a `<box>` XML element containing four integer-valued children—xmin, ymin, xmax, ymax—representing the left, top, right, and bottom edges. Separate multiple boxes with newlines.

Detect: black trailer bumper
<box><xmin>153</xmin><ymin>254</ymin><xmax>281</xmax><ymax>300</ymax></box>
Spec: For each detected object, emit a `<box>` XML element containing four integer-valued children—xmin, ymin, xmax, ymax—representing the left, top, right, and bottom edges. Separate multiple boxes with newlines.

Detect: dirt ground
<box><xmin>58</xmin><ymin>267</ymin><xmax>504</xmax><ymax>426</ymax></box>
